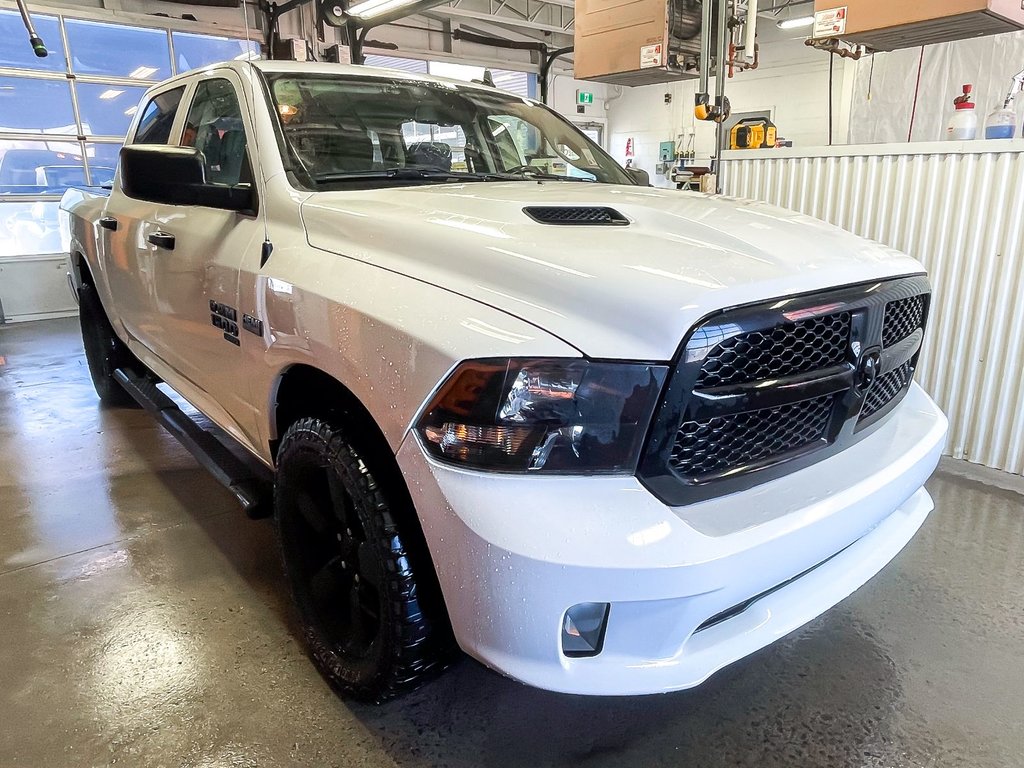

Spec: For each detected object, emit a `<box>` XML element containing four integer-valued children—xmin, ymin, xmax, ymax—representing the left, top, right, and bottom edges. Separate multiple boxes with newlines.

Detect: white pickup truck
<box><xmin>61</xmin><ymin>60</ymin><xmax>948</xmax><ymax>702</ymax></box>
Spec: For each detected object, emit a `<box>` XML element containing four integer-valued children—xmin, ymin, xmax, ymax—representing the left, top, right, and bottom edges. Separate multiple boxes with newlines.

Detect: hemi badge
<box><xmin>783</xmin><ymin>302</ymin><xmax>846</xmax><ymax>322</ymax></box>
<box><xmin>242</xmin><ymin>314</ymin><xmax>263</xmax><ymax>336</ymax></box>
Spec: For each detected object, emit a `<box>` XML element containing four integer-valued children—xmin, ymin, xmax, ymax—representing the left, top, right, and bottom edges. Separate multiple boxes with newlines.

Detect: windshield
<box><xmin>264</xmin><ymin>73</ymin><xmax>633</xmax><ymax>188</ymax></box>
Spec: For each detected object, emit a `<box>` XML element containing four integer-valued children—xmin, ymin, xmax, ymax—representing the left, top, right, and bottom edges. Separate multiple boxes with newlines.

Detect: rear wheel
<box><xmin>274</xmin><ymin>416</ymin><xmax>443</xmax><ymax>702</ymax></box>
<box><xmin>78</xmin><ymin>281</ymin><xmax>139</xmax><ymax>408</ymax></box>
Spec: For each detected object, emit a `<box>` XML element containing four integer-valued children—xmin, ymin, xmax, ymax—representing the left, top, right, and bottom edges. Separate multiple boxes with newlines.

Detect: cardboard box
<box><xmin>813</xmin><ymin>0</ymin><xmax>1024</xmax><ymax>50</ymax></box>
<box><xmin>574</xmin><ymin>0</ymin><xmax>697</xmax><ymax>85</ymax></box>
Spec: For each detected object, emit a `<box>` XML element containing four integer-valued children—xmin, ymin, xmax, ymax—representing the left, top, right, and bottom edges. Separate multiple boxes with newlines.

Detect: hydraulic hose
<box><xmin>16</xmin><ymin>0</ymin><xmax>47</xmax><ymax>57</ymax></box>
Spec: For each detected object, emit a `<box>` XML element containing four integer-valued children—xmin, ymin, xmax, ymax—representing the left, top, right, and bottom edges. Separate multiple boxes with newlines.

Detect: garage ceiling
<box><xmin>415</xmin><ymin>0</ymin><xmax>818</xmax><ymax>54</ymax></box>
<box><xmin>424</xmin><ymin>0</ymin><xmax>575</xmax><ymax>41</ymax></box>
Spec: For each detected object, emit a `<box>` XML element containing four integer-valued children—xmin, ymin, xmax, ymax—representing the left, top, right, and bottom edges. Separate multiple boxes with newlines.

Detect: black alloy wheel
<box><xmin>274</xmin><ymin>416</ymin><xmax>442</xmax><ymax>701</ymax></box>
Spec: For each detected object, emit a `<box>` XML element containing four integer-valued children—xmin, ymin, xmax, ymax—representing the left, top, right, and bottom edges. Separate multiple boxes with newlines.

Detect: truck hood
<box><xmin>302</xmin><ymin>182</ymin><xmax>923</xmax><ymax>360</ymax></box>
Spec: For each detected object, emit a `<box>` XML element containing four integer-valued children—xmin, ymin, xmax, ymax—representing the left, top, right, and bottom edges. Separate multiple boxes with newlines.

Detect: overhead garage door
<box><xmin>0</xmin><ymin>9</ymin><xmax>260</xmax><ymax>322</ymax></box>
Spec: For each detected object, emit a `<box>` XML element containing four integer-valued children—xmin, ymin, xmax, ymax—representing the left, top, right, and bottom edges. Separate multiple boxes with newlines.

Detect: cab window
<box><xmin>180</xmin><ymin>78</ymin><xmax>251</xmax><ymax>186</ymax></box>
<box><xmin>133</xmin><ymin>86</ymin><xmax>186</xmax><ymax>145</ymax></box>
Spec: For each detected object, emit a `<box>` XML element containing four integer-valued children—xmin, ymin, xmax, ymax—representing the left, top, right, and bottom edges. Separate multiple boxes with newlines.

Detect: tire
<box><xmin>274</xmin><ymin>416</ymin><xmax>443</xmax><ymax>702</ymax></box>
<box><xmin>78</xmin><ymin>281</ymin><xmax>139</xmax><ymax>408</ymax></box>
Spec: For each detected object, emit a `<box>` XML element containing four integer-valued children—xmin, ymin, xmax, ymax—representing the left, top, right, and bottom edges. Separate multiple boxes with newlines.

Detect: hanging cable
<box><xmin>828</xmin><ymin>52</ymin><xmax>834</xmax><ymax>146</ymax></box>
<box><xmin>15</xmin><ymin>0</ymin><xmax>47</xmax><ymax>57</ymax></box>
<box><xmin>907</xmin><ymin>46</ymin><xmax>925</xmax><ymax>142</ymax></box>
<box><xmin>867</xmin><ymin>53</ymin><xmax>875</xmax><ymax>101</ymax></box>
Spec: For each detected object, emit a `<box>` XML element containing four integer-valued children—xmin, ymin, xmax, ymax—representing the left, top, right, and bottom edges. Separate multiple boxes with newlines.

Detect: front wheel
<box><xmin>274</xmin><ymin>416</ymin><xmax>443</xmax><ymax>702</ymax></box>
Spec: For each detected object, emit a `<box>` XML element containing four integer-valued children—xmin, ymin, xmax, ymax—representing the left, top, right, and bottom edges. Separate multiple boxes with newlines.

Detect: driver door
<box><xmin>144</xmin><ymin>72</ymin><xmax>264</xmax><ymax>449</ymax></box>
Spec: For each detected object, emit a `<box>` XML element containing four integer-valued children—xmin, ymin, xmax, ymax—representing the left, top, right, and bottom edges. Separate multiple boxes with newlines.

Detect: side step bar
<box><xmin>113</xmin><ymin>367</ymin><xmax>272</xmax><ymax>518</ymax></box>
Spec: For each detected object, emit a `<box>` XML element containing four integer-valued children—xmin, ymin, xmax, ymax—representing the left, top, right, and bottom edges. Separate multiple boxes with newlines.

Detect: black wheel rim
<box><xmin>282</xmin><ymin>454</ymin><xmax>383</xmax><ymax>659</ymax></box>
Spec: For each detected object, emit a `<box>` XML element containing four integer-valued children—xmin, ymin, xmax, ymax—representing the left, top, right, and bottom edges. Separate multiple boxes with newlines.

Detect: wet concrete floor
<box><xmin>1</xmin><ymin>317</ymin><xmax>1022</xmax><ymax>767</ymax></box>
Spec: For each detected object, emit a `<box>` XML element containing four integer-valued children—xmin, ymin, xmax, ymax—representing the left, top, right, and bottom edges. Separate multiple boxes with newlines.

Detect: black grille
<box><xmin>522</xmin><ymin>206</ymin><xmax>629</xmax><ymax>225</ymax></box>
<box><xmin>860</xmin><ymin>361</ymin><xmax>914</xmax><ymax>421</ymax></box>
<box><xmin>696</xmin><ymin>313</ymin><xmax>851</xmax><ymax>389</ymax></box>
<box><xmin>639</xmin><ymin>276</ymin><xmax>933</xmax><ymax>506</ymax></box>
<box><xmin>669</xmin><ymin>395</ymin><xmax>834</xmax><ymax>479</ymax></box>
<box><xmin>882</xmin><ymin>294</ymin><xmax>926</xmax><ymax>348</ymax></box>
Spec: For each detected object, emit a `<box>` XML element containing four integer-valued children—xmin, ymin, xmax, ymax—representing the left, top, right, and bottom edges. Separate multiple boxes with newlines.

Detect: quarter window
<box><xmin>134</xmin><ymin>87</ymin><xmax>186</xmax><ymax>145</ymax></box>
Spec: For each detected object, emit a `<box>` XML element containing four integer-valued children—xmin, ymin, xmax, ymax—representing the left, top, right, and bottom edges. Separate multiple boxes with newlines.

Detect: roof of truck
<box><xmin>167</xmin><ymin>59</ymin><xmax>527</xmax><ymax>100</ymax></box>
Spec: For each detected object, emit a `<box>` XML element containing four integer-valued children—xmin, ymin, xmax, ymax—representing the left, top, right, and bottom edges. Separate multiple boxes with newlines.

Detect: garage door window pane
<box><xmin>84</xmin><ymin>143</ymin><xmax>120</xmax><ymax>187</ymax></box>
<box><xmin>76</xmin><ymin>83</ymin><xmax>148</xmax><ymax>138</ymax></box>
<box><xmin>491</xmin><ymin>70</ymin><xmax>536</xmax><ymax>99</ymax></box>
<box><xmin>172</xmin><ymin>32</ymin><xmax>260</xmax><ymax>73</ymax></box>
<box><xmin>65</xmin><ymin>18</ymin><xmax>170</xmax><ymax>80</ymax></box>
<box><xmin>0</xmin><ymin>10</ymin><xmax>65</xmax><ymax>71</ymax></box>
<box><xmin>0</xmin><ymin>139</ymin><xmax>84</xmax><ymax>195</ymax></box>
<box><xmin>0</xmin><ymin>201</ymin><xmax>63</xmax><ymax>257</ymax></box>
<box><xmin>0</xmin><ymin>77</ymin><xmax>75</xmax><ymax>134</ymax></box>
<box><xmin>364</xmin><ymin>55</ymin><xmax>427</xmax><ymax>73</ymax></box>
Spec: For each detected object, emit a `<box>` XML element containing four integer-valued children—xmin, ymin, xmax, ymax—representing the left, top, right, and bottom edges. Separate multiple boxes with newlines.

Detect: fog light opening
<box><xmin>561</xmin><ymin>602</ymin><xmax>610</xmax><ymax>658</ymax></box>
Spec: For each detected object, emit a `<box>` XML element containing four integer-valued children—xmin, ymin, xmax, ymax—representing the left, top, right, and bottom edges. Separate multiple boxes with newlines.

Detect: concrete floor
<box><xmin>1</xmin><ymin>317</ymin><xmax>1022</xmax><ymax>768</ymax></box>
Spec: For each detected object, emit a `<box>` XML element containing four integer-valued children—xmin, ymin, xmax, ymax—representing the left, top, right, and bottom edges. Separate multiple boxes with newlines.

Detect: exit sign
<box><xmin>576</xmin><ymin>90</ymin><xmax>594</xmax><ymax>105</ymax></box>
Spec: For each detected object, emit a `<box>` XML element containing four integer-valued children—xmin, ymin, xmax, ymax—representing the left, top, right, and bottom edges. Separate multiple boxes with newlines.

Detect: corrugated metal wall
<box><xmin>725</xmin><ymin>144</ymin><xmax>1024</xmax><ymax>476</ymax></box>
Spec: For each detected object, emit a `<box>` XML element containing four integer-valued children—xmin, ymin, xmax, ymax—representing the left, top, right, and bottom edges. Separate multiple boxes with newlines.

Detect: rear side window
<box><xmin>133</xmin><ymin>86</ymin><xmax>186</xmax><ymax>145</ymax></box>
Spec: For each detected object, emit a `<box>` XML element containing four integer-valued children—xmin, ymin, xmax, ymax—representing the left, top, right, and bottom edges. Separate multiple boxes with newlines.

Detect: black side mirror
<box><xmin>624</xmin><ymin>166</ymin><xmax>651</xmax><ymax>187</ymax></box>
<box><xmin>119</xmin><ymin>145</ymin><xmax>255</xmax><ymax>213</ymax></box>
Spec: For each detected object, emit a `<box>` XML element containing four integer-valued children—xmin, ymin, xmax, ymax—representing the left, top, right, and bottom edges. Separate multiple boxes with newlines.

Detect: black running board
<box><xmin>113</xmin><ymin>367</ymin><xmax>272</xmax><ymax>518</ymax></box>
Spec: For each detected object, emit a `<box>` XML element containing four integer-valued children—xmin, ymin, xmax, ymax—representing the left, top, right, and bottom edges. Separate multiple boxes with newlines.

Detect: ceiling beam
<box><xmin>429</xmin><ymin>5</ymin><xmax>573</xmax><ymax>35</ymax></box>
<box><xmin>418</xmin><ymin>11</ymin><xmax>557</xmax><ymax>44</ymax></box>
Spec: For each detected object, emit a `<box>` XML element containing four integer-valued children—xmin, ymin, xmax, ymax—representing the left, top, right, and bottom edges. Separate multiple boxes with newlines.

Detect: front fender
<box><xmin>253</xmin><ymin>249</ymin><xmax>583</xmax><ymax>459</ymax></box>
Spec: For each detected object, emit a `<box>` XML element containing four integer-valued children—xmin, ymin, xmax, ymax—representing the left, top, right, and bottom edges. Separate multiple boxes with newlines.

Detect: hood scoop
<box><xmin>523</xmin><ymin>206</ymin><xmax>630</xmax><ymax>226</ymax></box>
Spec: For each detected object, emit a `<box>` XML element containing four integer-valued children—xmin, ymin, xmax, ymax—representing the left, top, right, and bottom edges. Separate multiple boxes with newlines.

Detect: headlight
<box><xmin>415</xmin><ymin>358</ymin><xmax>668</xmax><ymax>473</ymax></box>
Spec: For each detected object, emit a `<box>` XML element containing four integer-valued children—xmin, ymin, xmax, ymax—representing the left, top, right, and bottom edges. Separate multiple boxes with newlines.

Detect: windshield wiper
<box><xmin>499</xmin><ymin>165</ymin><xmax>597</xmax><ymax>182</ymax></box>
<box><xmin>311</xmin><ymin>168</ymin><xmax>522</xmax><ymax>184</ymax></box>
<box><xmin>312</xmin><ymin>167</ymin><xmax>599</xmax><ymax>184</ymax></box>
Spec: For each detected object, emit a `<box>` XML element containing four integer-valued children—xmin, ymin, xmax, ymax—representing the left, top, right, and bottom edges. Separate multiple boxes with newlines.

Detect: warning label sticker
<box><xmin>640</xmin><ymin>43</ymin><xmax>663</xmax><ymax>69</ymax></box>
<box><xmin>813</xmin><ymin>7</ymin><xmax>847</xmax><ymax>37</ymax></box>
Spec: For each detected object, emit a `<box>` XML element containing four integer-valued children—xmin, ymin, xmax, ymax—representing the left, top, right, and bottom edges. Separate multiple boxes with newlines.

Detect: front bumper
<box><xmin>397</xmin><ymin>383</ymin><xmax>948</xmax><ymax>696</ymax></box>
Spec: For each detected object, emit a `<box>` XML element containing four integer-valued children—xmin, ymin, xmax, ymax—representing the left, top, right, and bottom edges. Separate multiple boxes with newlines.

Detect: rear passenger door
<box><xmin>145</xmin><ymin>72</ymin><xmax>264</xmax><ymax>450</ymax></box>
<box><xmin>103</xmin><ymin>84</ymin><xmax>187</xmax><ymax>346</ymax></box>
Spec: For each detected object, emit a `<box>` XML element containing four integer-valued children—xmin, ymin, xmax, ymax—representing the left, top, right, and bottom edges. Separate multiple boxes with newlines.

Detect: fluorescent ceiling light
<box><xmin>777</xmin><ymin>15</ymin><xmax>815</xmax><ymax>29</ymax></box>
<box><xmin>98</xmin><ymin>89</ymin><xmax>124</xmax><ymax>100</ymax></box>
<box><xmin>347</xmin><ymin>0</ymin><xmax>414</xmax><ymax>19</ymax></box>
<box><xmin>128</xmin><ymin>66</ymin><xmax>157</xmax><ymax>79</ymax></box>
<box><xmin>124</xmin><ymin>105</ymin><xmax>138</xmax><ymax>116</ymax></box>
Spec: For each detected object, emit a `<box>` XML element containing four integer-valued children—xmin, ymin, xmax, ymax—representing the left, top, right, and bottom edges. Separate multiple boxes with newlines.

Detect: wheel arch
<box><xmin>270</xmin><ymin>363</ymin><xmax>392</xmax><ymax>462</ymax></box>
<box><xmin>270</xmin><ymin>363</ymin><xmax>454</xmax><ymax>643</ymax></box>
<box><xmin>71</xmin><ymin>249</ymin><xmax>90</xmax><ymax>286</ymax></box>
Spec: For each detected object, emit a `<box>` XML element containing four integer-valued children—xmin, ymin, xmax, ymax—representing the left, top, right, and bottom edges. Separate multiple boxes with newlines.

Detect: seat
<box><xmin>406</xmin><ymin>141</ymin><xmax>452</xmax><ymax>172</ymax></box>
<box><xmin>217</xmin><ymin>129</ymin><xmax>248</xmax><ymax>185</ymax></box>
<box><xmin>316</xmin><ymin>129</ymin><xmax>375</xmax><ymax>175</ymax></box>
<box><xmin>289</xmin><ymin>125</ymin><xmax>375</xmax><ymax>177</ymax></box>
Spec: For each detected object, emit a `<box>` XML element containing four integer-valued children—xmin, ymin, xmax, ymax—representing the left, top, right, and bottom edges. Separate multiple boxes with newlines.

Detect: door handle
<box><xmin>148</xmin><ymin>231</ymin><xmax>175</xmax><ymax>250</ymax></box>
<box><xmin>99</xmin><ymin>217</ymin><xmax>118</xmax><ymax>231</ymax></box>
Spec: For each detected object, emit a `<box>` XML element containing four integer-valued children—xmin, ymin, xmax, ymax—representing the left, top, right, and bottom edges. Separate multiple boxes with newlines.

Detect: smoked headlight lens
<box><xmin>416</xmin><ymin>358</ymin><xmax>668</xmax><ymax>473</ymax></box>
